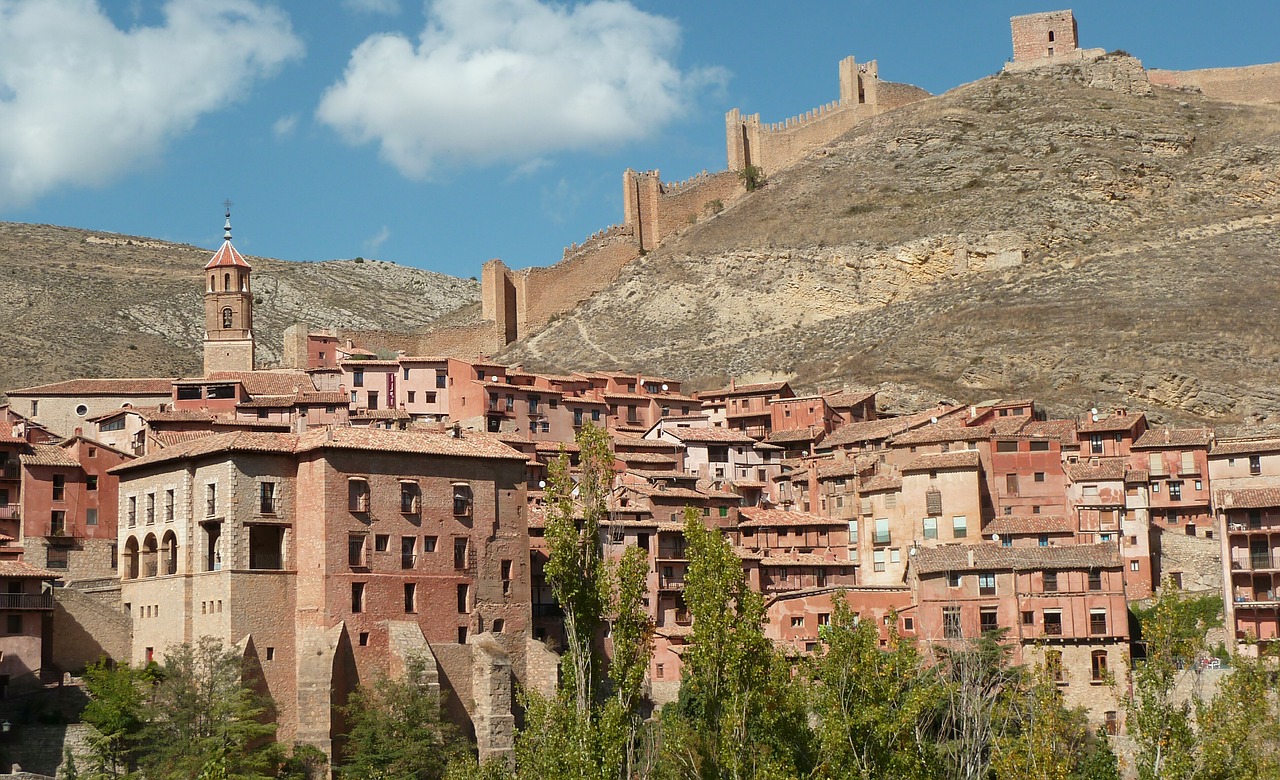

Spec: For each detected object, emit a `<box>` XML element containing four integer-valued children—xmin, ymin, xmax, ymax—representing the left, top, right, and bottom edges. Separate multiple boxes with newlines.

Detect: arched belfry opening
<box><xmin>202</xmin><ymin>201</ymin><xmax>256</xmax><ymax>375</ymax></box>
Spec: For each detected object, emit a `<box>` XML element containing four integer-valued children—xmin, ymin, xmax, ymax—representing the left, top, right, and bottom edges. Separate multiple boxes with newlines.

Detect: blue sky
<box><xmin>1</xmin><ymin>0</ymin><xmax>1277</xmax><ymax>279</ymax></box>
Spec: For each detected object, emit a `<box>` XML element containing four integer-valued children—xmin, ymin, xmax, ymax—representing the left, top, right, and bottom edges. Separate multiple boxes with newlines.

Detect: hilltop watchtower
<box><xmin>202</xmin><ymin>208</ymin><xmax>256</xmax><ymax>375</ymax></box>
<box><xmin>1010</xmin><ymin>10</ymin><xmax>1079</xmax><ymax>62</ymax></box>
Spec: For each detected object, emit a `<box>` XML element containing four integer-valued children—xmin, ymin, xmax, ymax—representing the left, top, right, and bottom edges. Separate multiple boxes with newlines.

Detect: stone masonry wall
<box><xmin>1149</xmin><ymin>62</ymin><xmax>1280</xmax><ymax>105</ymax></box>
<box><xmin>1153</xmin><ymin>526</ymin><xmax>1223</xmax><ymax>594</ymax></box>
<box><xmin>1010</xmin><ymin>10</ymin><xmax>1079</xmax><ymax>62</ymax></box>
<box><xmin>516</xmin><ymin>228</ymin><xmax>642</xmax><ymax>333</ymax></box>
<box><xmin>51</xmin><ymin>586</ymin><xmax>130</xmax><ymax>672</ymax></box>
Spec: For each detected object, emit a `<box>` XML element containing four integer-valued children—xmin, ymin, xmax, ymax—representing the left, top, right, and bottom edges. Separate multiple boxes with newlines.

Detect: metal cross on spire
<box><xmin>222</xmin><ymin>198</ymin><xmax>233</xmax><ymax>241</ymax></box>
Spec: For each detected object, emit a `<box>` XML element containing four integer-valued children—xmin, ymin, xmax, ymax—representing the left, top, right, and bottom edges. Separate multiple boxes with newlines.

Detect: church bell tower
<box><xmin>202</xmin><ymin>205</ymin><xmax>256</xmax><ymax>375</ymax></box>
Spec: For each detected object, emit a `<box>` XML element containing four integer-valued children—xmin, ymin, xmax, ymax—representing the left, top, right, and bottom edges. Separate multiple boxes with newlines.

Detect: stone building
<box><xmin>1010</xmin><ymin>9</ymin><xmax>1079</xmax><ymax>62</ymax></box>
<box><xmin>110</xmin><ymin>426</ymin><xmax>532</xmax><ymax>762</ymax></box>
<box><xmin>202</xmin><ymin>210</ymin><xmax>256</xmax><ymax>375</ymax></box>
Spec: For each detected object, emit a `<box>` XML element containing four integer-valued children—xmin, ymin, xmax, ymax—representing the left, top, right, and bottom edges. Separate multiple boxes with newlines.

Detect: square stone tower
<box><xmin>1011</xmin><ymin>10</ymin><xmax>1079</xmax><ymax>62</ymax></box>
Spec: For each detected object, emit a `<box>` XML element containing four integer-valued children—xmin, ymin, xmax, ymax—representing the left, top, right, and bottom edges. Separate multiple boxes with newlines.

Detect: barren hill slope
<box><xmin>504</xmin><ymin>56</ymin><xmax>1280</xmax><ymax>426</ymax></box>
<box><xmin>0</xmin><ymin>223</ymin><xmax>477</xmax><ymax>391</ymax></box>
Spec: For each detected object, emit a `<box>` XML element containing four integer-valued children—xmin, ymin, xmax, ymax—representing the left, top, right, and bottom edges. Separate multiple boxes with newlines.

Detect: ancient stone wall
<box><xmin>413</xmin><ymin>321</ymin><xmax>508</xmax><ymax>362</ymax></box>
<box><xmin>1010</xmin><ymin>10</ymin><xmax>1079</xmax><ymax>62</ymax></box>
<box><xmin>1149</xmin><ymin>62</ymin><xmax>1280</xmax><ymax>105</ymax></box>
<box><xmin>516</xmin><ymin>226</ymin><xmax>641</xmax><ymax>333</ymax></box>
<box><xmin>1152</xmin><ymin>526</ymin><xmax>1223</xmax><ymax>594</ymax></box>
<box><xmin>52</xmin><ymin>585</ymin><xmax>130</xmax><ymax>672</ymax></box>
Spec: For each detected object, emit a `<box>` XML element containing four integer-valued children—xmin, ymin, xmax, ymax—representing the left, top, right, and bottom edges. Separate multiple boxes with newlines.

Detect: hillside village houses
<box><xmin>9</xmin><ymin>7</ymin><xmax>1280</xmax><ymax>768</ymax></box>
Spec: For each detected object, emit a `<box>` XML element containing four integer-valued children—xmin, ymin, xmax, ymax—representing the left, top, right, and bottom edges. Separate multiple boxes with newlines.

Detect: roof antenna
<box><xmin>222</xmin><ymin>198</ymin><xmax>234</xmax><ymax>241</ymax></box>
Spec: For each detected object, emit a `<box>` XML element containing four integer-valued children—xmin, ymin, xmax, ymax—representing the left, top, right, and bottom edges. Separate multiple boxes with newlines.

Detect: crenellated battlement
<box><xmin>562</xmin><ymin>224</ymin><xmax>634</xmax><ymax>260</ymax></box>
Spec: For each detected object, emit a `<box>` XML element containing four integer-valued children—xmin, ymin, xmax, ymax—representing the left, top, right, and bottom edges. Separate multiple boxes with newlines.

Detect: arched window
<box><xmin>124</xmin><ymin>537</ymin><xmax>140</xmax><ymax>580</ymax></box>
<box><xmin>209</xmin><ymin>275</ymin><xmax>215</xmax><ymax>292</ymax></box>
<box><xmin>224</xmin><ymin>272</ymin><xmax>231</xmax><ymax>291</ymax></box>
<box><xmin>222</xmin><ymin>308</ymin><xmax>233</xmax><ymax>329</ymax></box>
<box><xmin>142</xmin><ymin>534</ymin><xmax>158</xmax><ymax>578</ymax></box>
<box><xmin>162</xmin><ymin>531</ymin><xmax>179</xmax><ymax>576</ymax></box>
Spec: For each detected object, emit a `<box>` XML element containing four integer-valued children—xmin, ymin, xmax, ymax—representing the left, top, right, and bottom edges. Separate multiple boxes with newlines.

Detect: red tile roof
<box><xmin>1216</xmin><ymin>488</ymin><xmax>1280</xmax><ymax>510</ymax></box>
<box><xmin>661</xmin><ymin>427</ymin><xmax>758</xmax><ymax>445</ymax></box>
<box><xmin>1021</xmin><ymin>419</ymin><xmax>1079</xmax><ymax>443</ymax></box>
<box><xmin>203</xmin><ymin>371</ymin><xmax>312</xmax><ymax>397</ymax></box>
<box><xmin>758</xmin><ymin>554</ymin><xmax>852</xmax><ymax>566</ymax></box>
<box><xmin>859</xmin><ymin>473</ymin><xmax>902</xmax><ymax>493</ymax></box>
<box><xmin>697</xmin><ymin>381</ymin><xmax>793</xmax><ymax>399</ymax></box>
<box><xmin>1212</xmin><ymin>438</ymin><xmax>1280</xmax><ymax>457</ymax></box>
<box><xmin>913</xmin><ymin>543</ymin><xmax>1120</xmax><ymax>575</ymax></box>
<box><xmin>765</xmin><ymin>427</ymin><xmax>826</xmax><ymax>445</ymax></box>
<box><xmin>982</xmin><ymin>515</ymin><xmax>1074</xmax><ymax>536</ymax></box>
<box><xmin>20</xmin><ymin>444</ymin><xmax>79</xmax><ymax>467</ymax></box>
<box><xmin>204</xmin><ymin>239</ymin><xmax>251</xmax><ymax>270</ymax></box>
<box><xmin>738</xmin><ymin>507</ymin><xmax>846</xmax><ymax>527</ymax></box>
<box><xmin>1079</xmin><ymin>413</ymin><xmax>1146</xmax><ymax>433</ymax></box>
<box><xmin>0</xmin><ymin>560</ymin><xmax>62</xmax><ymax>579</ymax></box>
<box><xmin>822</xmin><ymin>389</ymin><xmax>877</xmax><ymax>409</ymax></box>
<box><xmin>893</xmin><ymin>425</ymin><xmax>992</xmax><ymax>446</ymax></box>
<box><xmin>820</xmin><ymin>417</ymin><xmax>912</xmax><ymax>448</ymax></box>
<box><xmin>1132</xmin><ymin>428</ymin><xmax>1214</xmax><ymax>450</ymax></box>
<box><xmin>902</xmin><ymin>450</ymin><xmax>981</xmax><ymax>472</ymax></box>
<box><xmin>8</xmin><ymin>378</ymin><xmax>175</xmax><ymax>396</ymax></box>
<box><xmin>1066</xmin><ymin>458</ymin><xmax>1126</xmax><ymax>482</ymax></box>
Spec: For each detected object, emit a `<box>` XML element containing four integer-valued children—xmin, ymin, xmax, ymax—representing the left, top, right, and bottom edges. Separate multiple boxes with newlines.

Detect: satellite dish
<box><xmin>661</xmin><ymin>384</ymin><xmax>669</xmax><ymax>392</ymax></box>
<box><xmin>491</xmin><ymin>375</ymin><xmax>499</xmax><ymax>382</ymax></box>
<box><xmin>992</xmin><ymin>533</ymin><xmax>1000</xmax><ymax>543</ymax></box>
<box><xmin>538</xmin><ymin>480</ymin><xmax>546</xmax><ymax>489</ymax></box>
<box><xmin>908</xmin><ymin>547</ymin><xmax>917</xmax><ymax>556</ymax></box>
<box><xmin>1090</xmin><ymin>408</ymin><xmax>1098</xmax><ymax>415</ymax></box>
<box><xmin>930</xmin><ymin>416</ymin><xmax>938</xmax><ymax>425</ymax></box>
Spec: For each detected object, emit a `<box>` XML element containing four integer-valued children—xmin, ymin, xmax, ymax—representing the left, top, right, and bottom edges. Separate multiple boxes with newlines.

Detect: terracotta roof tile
<box><xmin>237</xmin><ymin>396</ymin><xmax>297</xmax><ymax>409</ymax></box>
<box><xmin>765</xmin><ymin>427</ymin><xmax>826</xmax><ymax>445</ymax></box>
<box><xmin>1066</xmin><ymin>458</ymin><xmax>1126</xmax><ymax>482</ymax></box>
<box><xmin>698</xmin><ymin>381</ymin><xmax>792</xmax><ymax>399</ymax></box>
<box><xmin>662</xmin><ymin>428</ymin><xmax>758</xmax><ymax>445</ymax></box>
<box><xmin>203</xmin><ymin>371</ymin><xmax>312</xmax><ymax>397</ymax></box>
<box><xmin>615</xmin><ymin>451</ymin><xmax>678</xmax><ymax>464</ymax></box>
<box><xmin>1215</xmin><ymin>488</ymin><xmax>1280</xmax><ymax>510</ymax></box>
<box><xmin>297</xmin><ymin>391</ymin><xmax>349</xmax><ymax>405</ymax></box>
<box><xmin>758</xmin><ymin>554</ymin><xmax>852</xmax><ymax>566</ymax></box>
<box><xmin>902</xmin><ymin>450</ymin><xmax>981</xmax><ymax>472</ymax></box>
<box><xmin>1212</xmin><ymin>438</ymin><xmax>1280</xmax><ymax>457</ymax></box>
<box><xmin>1079</xmin><ymin>413</ymin><xmax>1146</xmax><ymax>433</ymax></box>
<box><xmin>982</xmin><ymin>515</ymin><xmax>1074</xmax><ymax>536</ymax></box>
<box><xmin>859</xmin><ymin>473</ymin><xmax>902</xmax><ymax>493</ymax></box>
<box><xmin>893</xmin><ymin>425</ymin><xmax>992</xmax><ymax>446</ymax></box>
<box><xmin>820</xmin><ymin>417</ymin><xmax>912</xmax><ymax>448</ymax></box>
<box><xmin>8</xmin><ymin>378</ymin><xmax>174</xmax><ymax>396</ymax></box>
<box><xmin>351</xmin><ymin>409</ymin><xmax>411</xmax><ymax>420</ymax></box>
<box><xmin>204</xmin><ymin>239</ymin><xmax>251</xmax><ymax>270</ymax></box>
<box><xmin>913</xmin><ymin>543</ymin><xmax>1120</xmax><ymax>575</ymax></box>
<box><xmin>1021</xmin><ymin>419</ymin><xmax>1079</xmax><ymax>443</ymax></box>
<box><xmin>154</xmin><ymin>431</ymin><xmax>218</xmax><ymax>447</ymax></box>
<box><xmin>20</xmin><ymin>444</ymin><xmax>79</xmax><ymax>467</ymax></box>
<box><xmin>738</xmin><ymin>507</ymin><xmax>846</xmax><ymax>528</ymax></box>
<box><xmin>1132</xmin><ymin>428</ymin><xmax>1214</xmax><ymax>450</ymax></box>
<box><xmin>0</xmin><ymin>560</ymin><xmax>61</xmax><ymax>579</ymax></box>
<box><xmin>822</xmin><ymin>389</ymin><xmax>877</xmax><ymax>409</ymax></box>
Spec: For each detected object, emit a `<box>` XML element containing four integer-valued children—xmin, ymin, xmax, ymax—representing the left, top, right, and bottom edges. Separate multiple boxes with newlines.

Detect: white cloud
<box><xmin>316</xmin><ymin>0</ymin><xmax>723</xmax><ymax>178</ymax></box>
<box><xmin>0</xmin><ymin>0</ymin><xmax>303</xmax><ymax>208</ymax></box>
<box><xmin>273</xmin><ymin>114</ymin><xmax>299</xmax><ymax>138</ymax></box>
<box><xmin>343</xmin><ymin>0</ymin><xmax>399</xmax><ymax>14</ymax></box>
<box><xmin>364</xmin><ymin>225</ymin><xmax>391</xmax><ymax>253</ymax></box>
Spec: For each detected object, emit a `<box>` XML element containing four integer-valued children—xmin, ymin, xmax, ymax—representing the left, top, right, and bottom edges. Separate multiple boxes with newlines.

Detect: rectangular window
<box><xmin>980</xmin><ymin>607</ymin><xmax>999</xmax><ymax>633</ymax></box>
<box><xmin>1169</xmin><ymin>481</ymin><xmax>1182</xmax><ymax>501</ymax></box>
<box><xmin>86</xmin><ymin>508</ymin><xmax>98</xmax><ymax>526</ymax></box>
<box><xmin>51</xmin><ymin>510</ymin><xmax>66</xmax><ymax>536</ymax></box>
<box><xmin>206</xmin><ymin>484</ymin><xmax>217</xmax><ymax>517</ymax></box>
<box><xmin>847</xmin><ymin>519</ymin><xmax>858</xmax><ymax>543</ymax></box>
<box><xmin>436</xmin><ymin>373</ymin><xmax>447</xmax><ymax>389</ymax></box>
<box><xmin>1006</xmin><ymin>474</ymin><xmax>1019</xmax><ymax>495</ymax></box>
<box><xmin>374</xmin><ymin>534</ymin><xmax>389</xmax><ymax>553</ymax></box>
<box><xmin>348</xmin><ymin>535</ymin><xmax>366</xmax><ymax>568</ymax></box>
<box><xmin>1090</xmin><ymin>610</ymin><xmax>1107</xmax><ymax>635</ymax></box>
<box><xmin>400</xmin><ymin>482</ymin><xmax>420</xmax><ymax>514</ymax></box>
<box><xmin>1034</xmin><ymin>472</ymin><xmax>1045</xmax><ymax>483</ymax></box>
<box><xmin>1021</xmin><ymin>610</ymin><xmax>1034</xmax><ymax>626</ymax></box>
<box><xmin>164</xmin><ymin>489</ymin><xmax>174</xmax><ymax>522</ymax></box>
<box><xmin>404</xmin><ymin>583</ymin><xmax>417</xmax><ymax>613</ymax></box>
<box><xmin>996</xmin><ymin>440</ymin><xmax>1018</xmax><ymax>453</ymax></box>
<box><xmin>873</xmin><ymin>550</ymin><xmax>886</xmax><ymax>572</ymax></box>
<box><xmin>978</xmin><ymin>572</ymin><xmax>996</xmax><ymax>596</ymax></box>
<box><xmin>259</xmin><ymin>482</ymin><xmax>277</xmax><ymax>514</ymax></box>
<box><xmin>949</xmin><ymin>573</ymin><xmax>962</xmax><ymax>588</ymax></box>
<box><xmin>52</xmin><ymin>474</ymin><xmax>65</xmax><ymax>501</ymax></box>
<box><xmin>145</xmin><ymin>493</ymin><xmax>155</xmax><ymax>524</ymax></box>
<box><xmin>6</xmin><ymin>614</ymin><xmax>22</xmax><ymax>634</ymax></box>
<box><xmin>86</xmin><ymin>475</ymin><xmax>99</xmax><ymax>491</ymax></box>
<box><xmin>1251</xmin><ymin>456</ymin><xmax>1262</xmax><ymax>475</ymax></box>
<box><xmin>351</xmin><ymin>582</ymin><xmax>365</xmax><ymax>613</ymax></box>
<box><xmin>1089</xmin><ymin>570</ymin><xmax>1102</xmax><ymax>591</ymax></box>
<box><xmin>1029</xmin><ymin>440</ymin><xmax>1050</xmax><ymax>452</ymax></box>
<box><xmin>1044</xmin><ymin>611</ymin><xmax>1063</xmax><ymax>636</ymax></box>
<box><xmin>349</xmin><ymin>479</ymin><xmax>370</xmax><ymax>512</ymax></box>
<box><xmin>453</xmin><ymin>484</ymin><xmax>473</xmax><ymax>517</ymax></box>
<box><xmin>401</xmin><ymin>536</ymin><xmax>416</xmax><ymax>569</ymax></box>
<box><xmin>353</xmin><ymin>370</ymin><xmax>364</xmax><ymax>387</ymax></box>
<box><xmin>874</xmin><ymin>518</ymin><xmax>890</xmax><ymax>545</ymax></box>
<box><xmin>1131</xmin><ymin>560</ymin><xmax>1140</xmax><ymax>571</ymax></box>
<box><xmin>923</xmin><ymin>517</ymin><xmax>938</xmax><ymax>539</ymax></box>
<box><xmin>454</xmin><ymin>537</ymin><xmax>469</xmax><ymax>569</ymax></box>
<box><xmin>1091</xmin><ymin>434</ymin><xmax>1103</xmax><ymax>454</ymax></box>
<box><xmin>128</xmin><ymin>496</ymin><xmax>137</xmax><ymax>526</ymax></box>
<box><xmin>952</xmin><ymin>516</ymin><xmax>968</xmax><ymax>539</ymax></box>
<box><xmin>423</xmin><ymin>535</ymin><xmax>438</xmax><ymax>552</ymax></box>
<box><xmin>1044</xmin><ymin>571</ymin><xmax>1057</xmax><ymax>592</ymax></box>
<box><xmin>1091</xmin><ymin>650</ymin><xmax>1108</xmax><ymax>682</ymax></box>
<box><xmin>943</xmin><ymin>607</ymin><xmax>962</xmax><ymax>639</ymax></box>
<box><xmin>457</xmin><ymin>583</ymin><xmax>470</xmax><ymax>613</ymax></box>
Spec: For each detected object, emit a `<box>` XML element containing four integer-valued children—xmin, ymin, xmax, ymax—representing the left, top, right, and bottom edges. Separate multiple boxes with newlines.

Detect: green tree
<box><xmin>809</xmin><ymin>597</ymin><xmax>942</xmax><ymax>779</ymax></box>
<box><xmin>80</xmin><ymin>657</ymin><xmax>150</xmax><ymax>778</ymax></box>
<box><xmin>935</xmin><ymin>631</ymin><xmax>1022</xmax><ymax>780</ymax></box>
<box><xmin>514</xmin><ymin>422</ymin><xmax>653</xmax><ymax>780</ymax></box>
<box><xmin>665</xmin><ymin>506</ymin><xmax>812</xmax><ymax>780</ymax></box>
<box><xmin>1071</xmin><ymin>729</ymin><xmax>1122</xmax><ymax>780</ymax></box>
<box><xmin>991</xmin><ymin>664</ymin><xmax>1091</xmax><ymax>780</ymax></box>
<box><xmin>1128</xmin><ymin>582</ymin><xmax>1219</xmax><ymax>780</ymax></box>
<box><xmin>138</xmin><ymin>637</ymin><xmax>279</xmax><ymax>780</ymax></box>
<box><xmin>1194</xmin><ymin>652</ymin><xmax>1280</xmax><ymax>780</ymax></box>
<box><xmin>338</xmin><ymin>655</ymin><xmax>462</xmax><ymax>779</ymax></box>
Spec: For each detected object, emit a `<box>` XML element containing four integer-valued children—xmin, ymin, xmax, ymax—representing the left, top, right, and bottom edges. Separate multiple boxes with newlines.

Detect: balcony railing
<box><xmin>0</xmin><ymin>504</ymin><xmax>18</xmax><ymax>520</ymax></box>
<box><xmin>0</xmin><ymin>464</ymin><xmax>18</xmax><ymax>480</ymax></box>
<box><xmin>0</xmin><ymin>593</ymin><xmax>54</xmax><ymax>610</ymax></box>
<box><xmin>1231</xmin><ymin>555</ymin><xmax>1280</xmax><ymax>571</ymax></box>
<box><xmin>1044</xmin><ymin>622</ymin><xmax>1063</xmax><ymax>636</ymax></box>
<box><xmin>659</xmin><ymin>578</ymin><xmax>685</xmax><ymax>590</ymax></box>
<box><xmin>258</xmin><ymin>495</ymin><xmax>282</xmax><ymax>515</ymax></box>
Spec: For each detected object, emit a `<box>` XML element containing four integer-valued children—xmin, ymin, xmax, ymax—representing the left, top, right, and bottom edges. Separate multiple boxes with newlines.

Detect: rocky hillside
<box><xmin>503</xmin><ymin>55</ymin><xmax>1280</xmax><ymax>428</ymax></box>
<box><xmin>0</xmin><ymin>223</ymin><xmax>477</xmax><ymax>392</ymax></box>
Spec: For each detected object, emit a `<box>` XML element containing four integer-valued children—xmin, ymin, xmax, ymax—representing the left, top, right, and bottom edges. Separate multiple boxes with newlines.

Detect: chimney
<box><xmin>451</xmin><ymin>422</ymin><xmax>463</xmax><ymax>439</ymax></box>
<box><xmin>967</xmin><ymin>548</ymin><xmax>975</xmax><ymax>568</ymax></box>
<box><xmin>729</xmin><ymin>376</ymin><xmax>736</xmax><ymax>392</ymax></box>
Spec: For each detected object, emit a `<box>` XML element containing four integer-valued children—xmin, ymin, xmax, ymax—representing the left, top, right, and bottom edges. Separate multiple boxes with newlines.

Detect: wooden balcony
<box><xmin>0</xmin><ymin>593</ymin><xmax>54</xmax><ymax>610</ymax></box>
